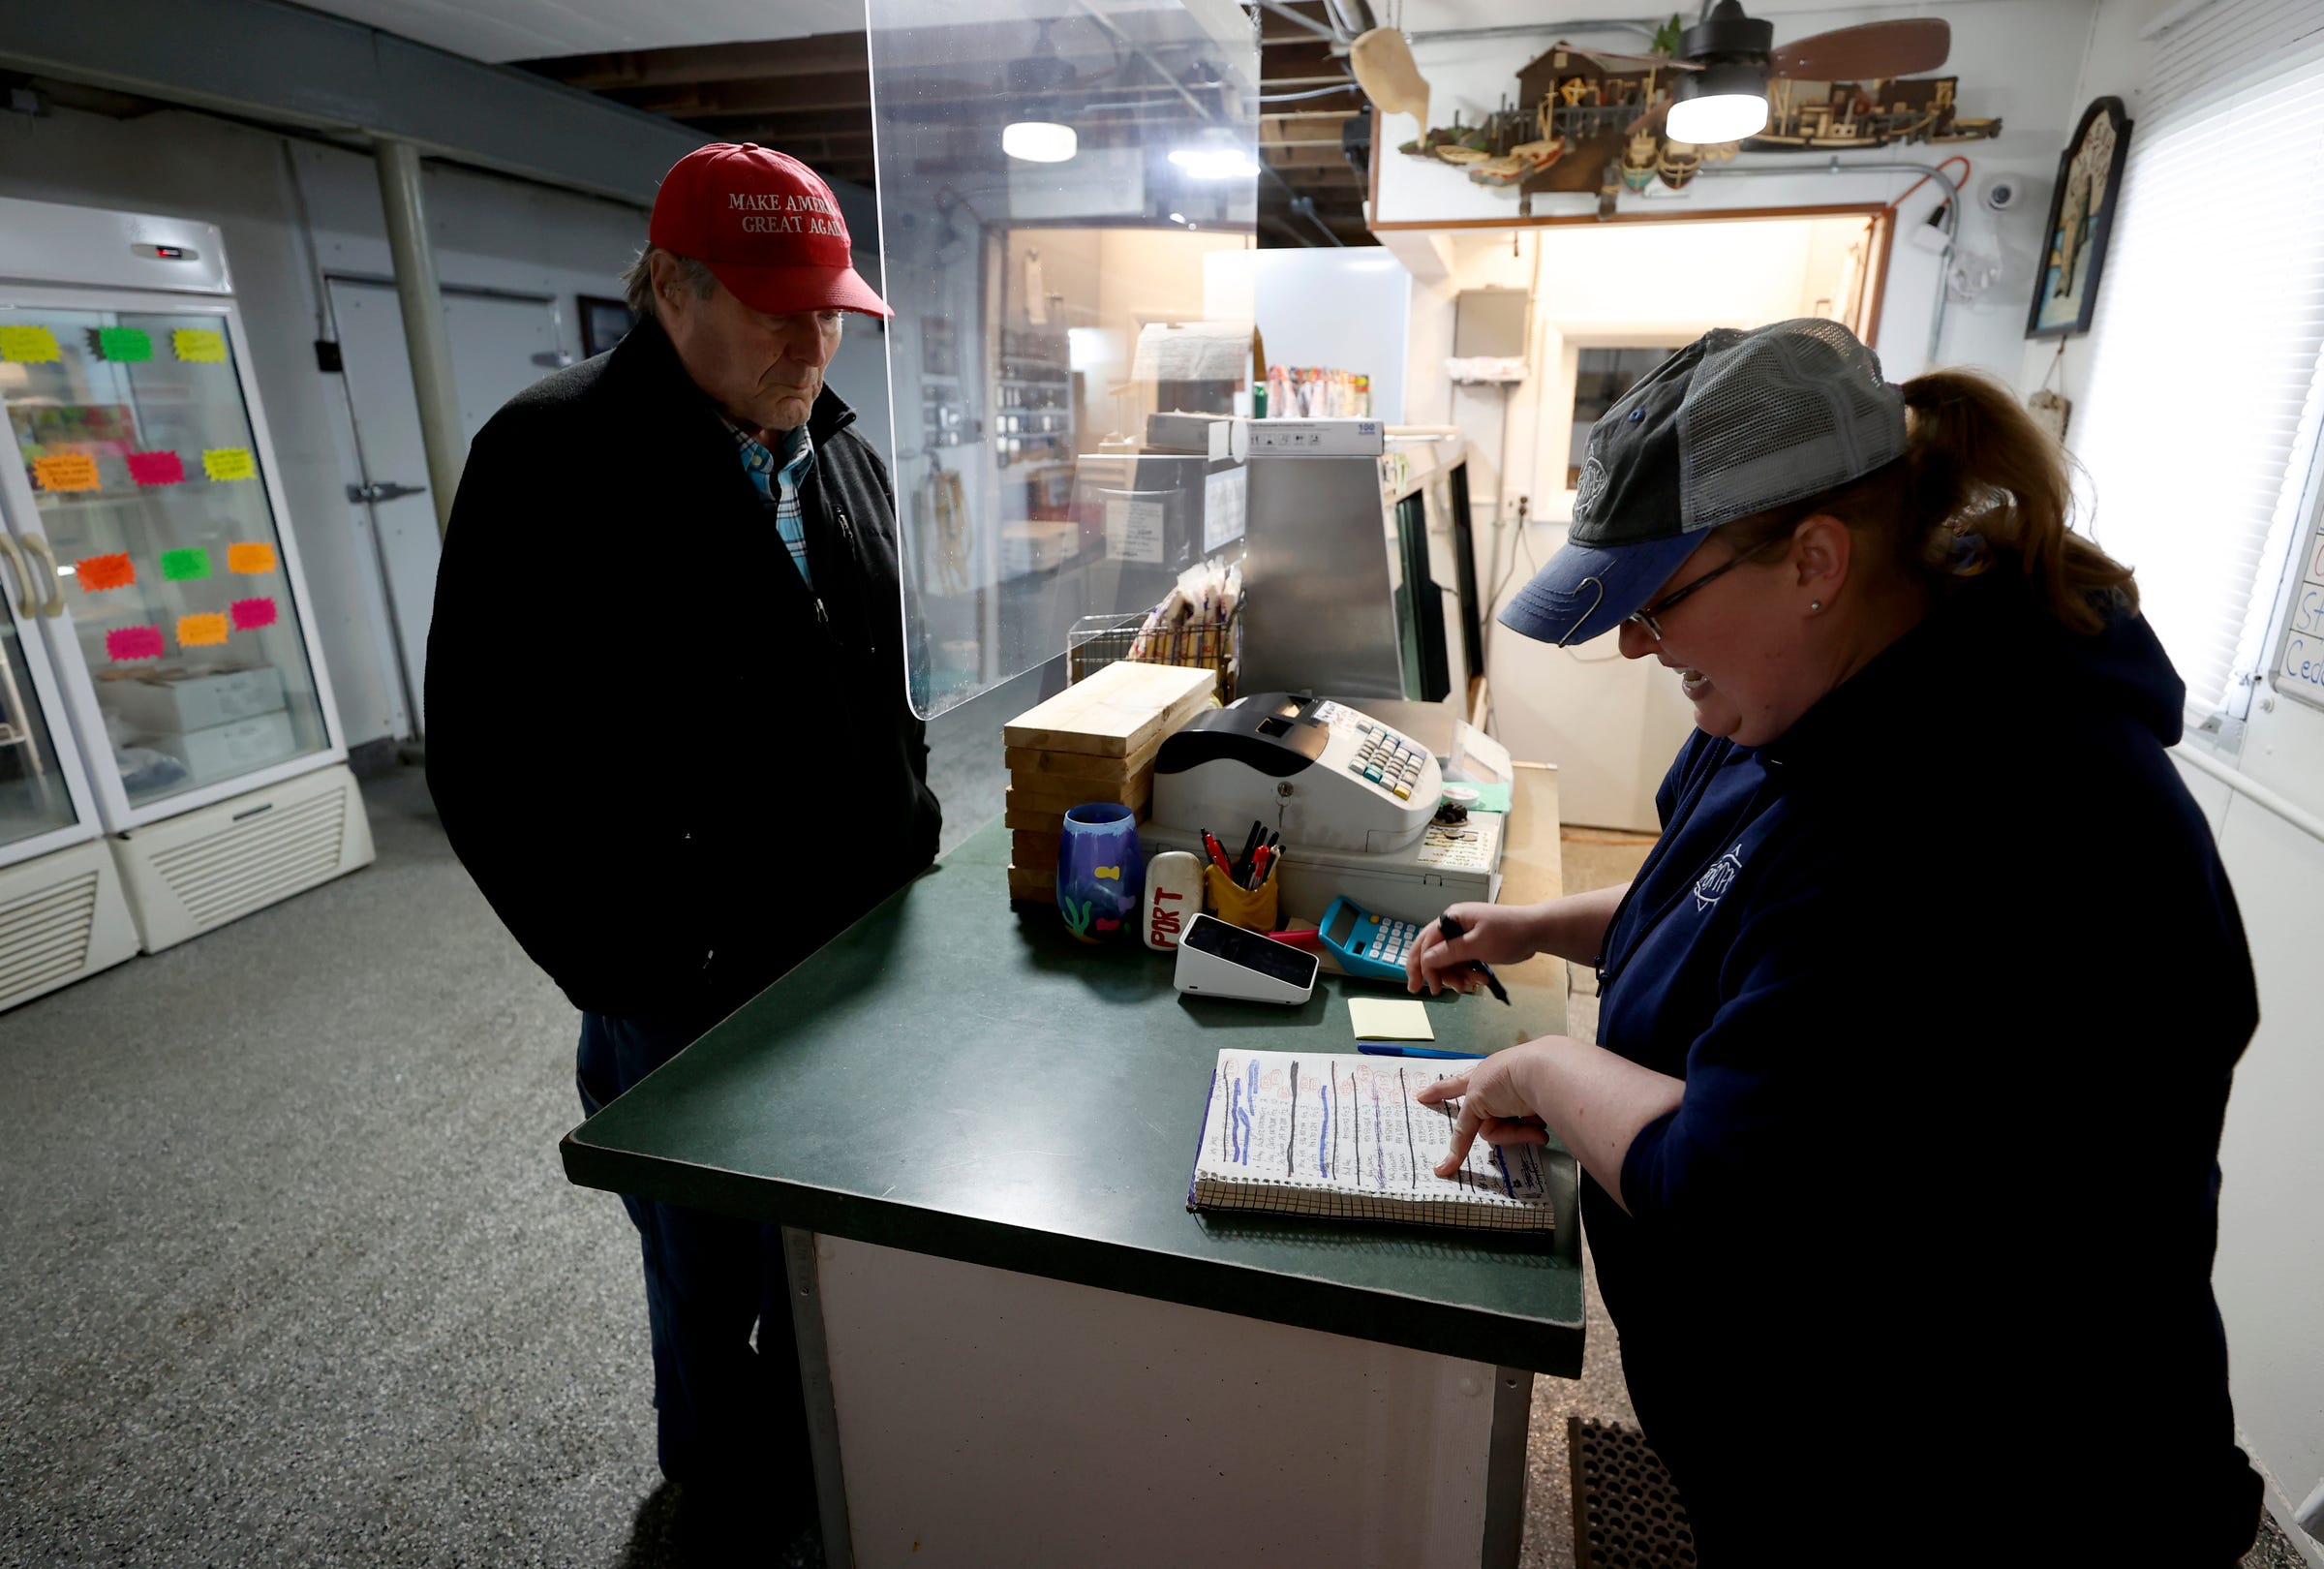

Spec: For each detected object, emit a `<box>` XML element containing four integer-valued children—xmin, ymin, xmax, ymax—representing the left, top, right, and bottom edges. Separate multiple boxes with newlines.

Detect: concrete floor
<box><xmin>0</xmin><ymin>688</ymin><xmax>2305</xmax><ymax>1568</ymax></box>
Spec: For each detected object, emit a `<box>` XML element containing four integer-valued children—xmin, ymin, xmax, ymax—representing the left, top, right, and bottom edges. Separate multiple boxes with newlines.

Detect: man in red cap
<box><xmin>426</xmin><ymin>143</ymin><xmax>940</xmax><ymax>1557</ymax></box>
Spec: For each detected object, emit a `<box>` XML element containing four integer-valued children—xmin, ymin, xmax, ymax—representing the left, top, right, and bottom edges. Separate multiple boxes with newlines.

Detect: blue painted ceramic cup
<box><xmin>1057</xmin><ymin>803</ymin><xmax>1145</xmax><ymax>944</ymax></box>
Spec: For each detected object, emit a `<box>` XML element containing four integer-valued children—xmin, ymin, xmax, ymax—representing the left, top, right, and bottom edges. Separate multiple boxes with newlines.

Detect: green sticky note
<box><xmin>96</xmin><ymin>326</ymin><xmax>152</xmax><ymax>363</ymax></box>
<box><xmin>159</xmin><ymin>547</ymin><xmax>211</xmax><ymax>582</ymax></box>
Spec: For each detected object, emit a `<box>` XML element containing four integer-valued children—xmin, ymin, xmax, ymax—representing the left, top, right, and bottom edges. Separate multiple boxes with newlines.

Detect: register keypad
<box><xmin>1347</xmin><ymin>719</ymin><xmax>1423</xmax><ymax>801</ymax></box>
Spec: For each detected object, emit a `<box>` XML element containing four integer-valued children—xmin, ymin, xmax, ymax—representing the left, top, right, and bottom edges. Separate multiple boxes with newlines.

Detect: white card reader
<box><xmin>1173</xmin><ymin>914</ymin><xmax>1320</xmax><ymax>1005</ymax></box>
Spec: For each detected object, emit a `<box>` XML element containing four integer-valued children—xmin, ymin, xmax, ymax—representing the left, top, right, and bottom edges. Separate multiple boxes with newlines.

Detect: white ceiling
<box><xmin>289</xmin><ymin>0</ymin><xmax>869</xmax><ymax>62</ymax></box>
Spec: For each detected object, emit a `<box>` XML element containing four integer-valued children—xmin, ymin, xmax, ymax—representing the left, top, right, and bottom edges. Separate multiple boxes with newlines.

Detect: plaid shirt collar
<box><xmin>714</xmin><ymin>407</ymin><xmax>814</xmax><ymax>493</ymax></box>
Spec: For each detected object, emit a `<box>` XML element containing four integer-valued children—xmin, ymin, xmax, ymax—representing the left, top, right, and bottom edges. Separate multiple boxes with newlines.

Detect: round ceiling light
<box><xmin>1003</xmin><ymin>121</ymin><xmax>1079</xmax><ymax>163</ymax></box>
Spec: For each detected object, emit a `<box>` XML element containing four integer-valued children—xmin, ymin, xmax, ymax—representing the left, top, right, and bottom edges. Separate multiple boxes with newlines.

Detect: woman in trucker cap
<box><xmin>1406</xmin><ymin>319</ymin><xmax>2262</xmax><ymax>1562</ymax></box>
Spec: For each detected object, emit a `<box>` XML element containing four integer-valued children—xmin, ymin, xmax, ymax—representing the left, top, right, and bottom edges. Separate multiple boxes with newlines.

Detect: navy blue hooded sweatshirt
<box><xmin>1588</xmin><ymin>570</ymin><xmax>2260</xmax><ymax>1562</ymax></box>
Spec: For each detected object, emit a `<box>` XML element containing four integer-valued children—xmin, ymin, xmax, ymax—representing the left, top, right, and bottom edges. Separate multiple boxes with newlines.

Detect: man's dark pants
<box><xmin>576</xmin><ymin>1009</ymin><xmax>814</xmax><ymax>1513</ymax></box>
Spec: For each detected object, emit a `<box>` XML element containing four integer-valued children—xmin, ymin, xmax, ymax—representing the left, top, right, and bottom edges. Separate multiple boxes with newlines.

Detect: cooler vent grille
<box><xmin>149</xmin><ymin>785</ymin><xmax>348</xmax><ymax>929</ymax></box>
<box><xmin>0</xmin><ymin>871</ymin><xmax>98</xmax><ymax>1005</ymax></box>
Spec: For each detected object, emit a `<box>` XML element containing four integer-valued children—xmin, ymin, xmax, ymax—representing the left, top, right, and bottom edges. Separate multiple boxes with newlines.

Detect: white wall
<box><xmin>0</xmin><ymin>102</ymin><xmax>892</xmax><ymax>749</ymax></box>
<box><xmin>1373</xmin><ymin>0</ymin><xmax>2098</xmax><ymax>383</ymax></box>
<box><xmin>1204</xmin><ymin>248</ymin><xmax>1415</xmax><ymax>422</ymax></box>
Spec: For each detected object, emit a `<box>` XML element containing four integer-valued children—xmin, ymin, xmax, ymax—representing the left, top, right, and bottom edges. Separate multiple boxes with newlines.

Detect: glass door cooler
<box><xmin>0</xmin><ymin>196</ymin><xmax>373</xmax><ymax>962</ymax></box>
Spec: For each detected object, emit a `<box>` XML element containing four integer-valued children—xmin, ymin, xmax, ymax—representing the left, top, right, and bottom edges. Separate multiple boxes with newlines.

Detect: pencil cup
<box><xmin>1204</xmin><ymin>862</ymin><xmax>1278</xmax><ymax>933</ymax></box>
<box><xmin>1056</xmin><ymin>803</ymin><xmax>1144</xmax><ymax>944</ymax></box>
<box><xmin>1142</xmin><ymin>851</ymin><xmax>1203</xmax><ymax>952</ymax></box>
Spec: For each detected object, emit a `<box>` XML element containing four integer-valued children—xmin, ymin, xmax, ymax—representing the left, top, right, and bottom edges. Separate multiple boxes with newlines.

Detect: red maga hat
<box><xmin>648</xmin><ymin>142</ymin><xmax>892</xmax><ymax>319</ymax></box>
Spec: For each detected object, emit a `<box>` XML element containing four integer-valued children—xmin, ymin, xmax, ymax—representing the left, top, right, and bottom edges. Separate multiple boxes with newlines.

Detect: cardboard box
<box><xmin>107</xmin><ymin>663</ymin><xmax>287</xmax><ymax>735</ymax></box>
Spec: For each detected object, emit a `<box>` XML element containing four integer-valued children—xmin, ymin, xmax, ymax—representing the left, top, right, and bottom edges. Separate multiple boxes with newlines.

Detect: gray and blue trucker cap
<box><xmin>1499</xmin><ymin>318</ymin><xmax>1908</xmax><ymax>646</ymax></box>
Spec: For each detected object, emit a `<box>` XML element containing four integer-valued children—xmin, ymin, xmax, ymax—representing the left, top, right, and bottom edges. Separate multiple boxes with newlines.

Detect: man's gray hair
<box><xmin>621</xmin><ymin>244</ymin><xmax>719</xmax><ymax>323</ymax></box>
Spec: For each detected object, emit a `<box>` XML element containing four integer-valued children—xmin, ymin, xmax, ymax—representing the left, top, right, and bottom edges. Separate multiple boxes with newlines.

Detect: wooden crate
<box><xmin>1006</xmin><ymin>864</ymin><xmax>1057</xmax><ymax>903</ymax></box>
<box><xmin>1003</xmin><ymin>661</ymin><xmax>1216</xmax><ymax>758</ymax></box>
<box><xmin>1011</xmin><ymin>830</ymin><xmax>1061</xmax><ymax>871</ymax></box>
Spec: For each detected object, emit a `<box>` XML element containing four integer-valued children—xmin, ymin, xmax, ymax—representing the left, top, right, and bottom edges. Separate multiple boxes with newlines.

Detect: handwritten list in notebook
<box><xmin>1188</xmin><ymin>1050</ymin><xmax>1556</xmax><ymax>1233</ymax></box>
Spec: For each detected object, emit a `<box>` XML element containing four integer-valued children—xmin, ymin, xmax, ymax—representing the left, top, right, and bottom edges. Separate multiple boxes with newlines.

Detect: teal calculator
<box><xmin>1319</xmin><ymin>895</ymin><xmax>1428</xmax><ymax>982</ymax></box>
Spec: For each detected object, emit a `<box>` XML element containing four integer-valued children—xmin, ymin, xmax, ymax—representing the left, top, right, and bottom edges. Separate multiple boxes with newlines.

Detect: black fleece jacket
<box><xmin>425</xmin><ymin>319</ymin><xmax>939</xmax><ymax>1021</ymax></box>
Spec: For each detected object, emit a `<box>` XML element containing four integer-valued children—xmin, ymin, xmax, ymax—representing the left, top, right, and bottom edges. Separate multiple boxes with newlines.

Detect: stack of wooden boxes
<box><xmin>1002</xmin><ymin>661</ymin><xmax>1219</xmax><ymax>904</ymax></box>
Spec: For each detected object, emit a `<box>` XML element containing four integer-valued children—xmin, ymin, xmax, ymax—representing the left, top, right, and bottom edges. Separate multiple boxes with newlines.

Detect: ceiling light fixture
<box><xmin>1003</xmin><ymin>121</ymin><xmax>1079</xmax><ymax>163</ymax></box>
<box><xmin>1667</xmin><ymin>0</ymin><xmax>1773</xmax><ymax>145</ymax></box>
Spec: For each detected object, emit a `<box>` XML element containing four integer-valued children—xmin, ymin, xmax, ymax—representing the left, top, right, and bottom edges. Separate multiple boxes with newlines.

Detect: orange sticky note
<box><xmin>176</xmin><ymin>612</ymin><xmax>230</xmax><ymax>648</ymax></box>
<box><xmin>172</xmin><ymin>328</ymin><xmax>228</xmax><ymax>363</ymax></box>
<box><xmin>202</xmin><ymin>447</ymin><xmax>256</xmax><ymax>482</ymax></box>
<box><xmin>227</xmin><ymin>541</ymin><xmax>276</xmax><ymax>574</ymax></box>
<box><xmin>0</xmin><ymin>324</ymin><xmax>61</xmax><ymax>363</ymax></box>
<box><xmin>33</xmin><ymin>452</ymin><xmax>101</xmax><ymax>492</ymax></box>
<box><xmin>76</xmin><ymin>553</ymin><xmax>136</xmax><ymax>592</ymax></box>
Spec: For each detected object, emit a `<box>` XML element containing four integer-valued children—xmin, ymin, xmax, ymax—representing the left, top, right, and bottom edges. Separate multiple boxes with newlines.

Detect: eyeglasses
<box><xmin>1624</xmin><ymin>538</ymin><xmax>1783</xmax><ymax>641</ymax></box>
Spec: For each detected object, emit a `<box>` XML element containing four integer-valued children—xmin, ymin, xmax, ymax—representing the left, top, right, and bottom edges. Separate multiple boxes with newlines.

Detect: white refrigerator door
<box><xmin>0</xmin><ymin>285</ymin><xmax>348</xmax><ymax>831</ymax></box>
<box><xmin>0</xmin><ymin>526</ymin><xmax>105</xmax><ymax>869</ymax></box>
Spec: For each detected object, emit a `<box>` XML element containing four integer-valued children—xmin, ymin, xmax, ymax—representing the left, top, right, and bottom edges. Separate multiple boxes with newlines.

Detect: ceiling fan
<box><xmin>1578</xmin><ymin>2</ymin><xmax>1951</xmax><ymax>145</ymax></box>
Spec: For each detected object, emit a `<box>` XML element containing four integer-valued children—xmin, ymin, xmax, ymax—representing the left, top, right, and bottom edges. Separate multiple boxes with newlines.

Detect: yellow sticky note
<box><xmin>1349</xmin><ymin>999</ymin><xmax>1436</xmax><ymax>1042</ymax></box>
<box><xmin>202</xmin><ymin>447</ymin><xmax>256</xmax><ymax>482</ymax></box>
<box><xmin>173</xmin><ymin>328</ymin><xmax>228</xmax><ymax>363</ymax></box>
<box><xmin>0</xmin><ymin>324</ymin><xmax>61</xmax><ymax>362</ymax></box>
<box><xmin>176</xmin><ymin>612</ymin><xmax>230</xmax><ymax>648</ymax></box>
<box><xmin>32</xmin><ymin>452</ymin><xmax>101</xmax><ymax>492</ymax></box>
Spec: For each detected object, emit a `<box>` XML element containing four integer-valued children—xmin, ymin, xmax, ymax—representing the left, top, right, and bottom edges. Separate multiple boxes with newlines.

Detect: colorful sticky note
<box><xmin>107</xmin><ymin>625</ymin><xmax>166</xmax><ymax>661</ymax></box>
<box><xmin>229</xmin><ymin>596</ymin><xmax>278</xmax><ymax>631</ymax></box>
<box><xmin>95</xmin><ymin>326</ymin><xmax>153</xmax><ymax>362</ymax></box>
<box><xmin>0</xmin><ymin>324</ymin><xmax>61</xmax><ymax>363</ymax></box>
<box><xmin>159</xmin><ymin>547</ymin><xmax>211</xmax><ymax>582</ymax></box>
<box><xmin>31</xmin><ymin>452</ymin><xmax>101</xmax><ymax>492</ymax></box>
<box><xmin>76</xmin><ymin>553</ymin><xmax>136</xmax><ymax>593</ymax></box>
<box><xmin>201</xmin><ymin>447</ymin><xmax>255</xmax><ymax>482</ymax></box>
<box><xmin>175</xmin><ymin>612</ymin><xmax>229</xmax><ymax>648</ymax></box>
<box><xmin>125</xmin><ymin>449</ymin><xmax>185</xmax><ymax>487</ymax></box>
<box><xmin>172</xmin><ymin>328</ymin><xmax>227</xmax><ymax>363</ymax></box>
<box><xmin>226</xmin><ymin>540</ymin><xmax>276</xmax><ymax>574</ymax></box>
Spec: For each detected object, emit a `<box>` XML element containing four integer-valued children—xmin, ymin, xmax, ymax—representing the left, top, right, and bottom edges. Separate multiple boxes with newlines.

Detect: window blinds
<box><xmin>2070</xmin><ymin>0</ymin><xmax>2324</xmax><ymax>718</ymax></box>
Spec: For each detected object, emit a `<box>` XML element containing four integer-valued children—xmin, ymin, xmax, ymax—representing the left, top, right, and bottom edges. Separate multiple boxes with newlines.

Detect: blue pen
<box><xmin>1356</xmin><ymin>1043</ymin><xmax>1485</xmax><ymax>1061</ymax></box>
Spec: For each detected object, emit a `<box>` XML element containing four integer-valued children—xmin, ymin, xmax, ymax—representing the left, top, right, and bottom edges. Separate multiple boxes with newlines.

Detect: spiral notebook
<box><xmin>1187</xmin><ymin>1049</ymin><xmax>1557</xmax><ymax>1232</ymax></box>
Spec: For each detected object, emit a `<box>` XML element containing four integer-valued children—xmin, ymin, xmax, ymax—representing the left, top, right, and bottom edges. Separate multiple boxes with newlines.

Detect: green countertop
<box><xmin>562</xmin><ymin>817</ymin><xmax>1586</xmax><ymax>1376</ymax></box>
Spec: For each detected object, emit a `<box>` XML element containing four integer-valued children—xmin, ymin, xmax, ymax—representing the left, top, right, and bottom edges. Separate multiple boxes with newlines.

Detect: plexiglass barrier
<box><xmin>867</xmin><ymin>0</ymin><xmax>1259</xmax><ymax>716</ymax></box>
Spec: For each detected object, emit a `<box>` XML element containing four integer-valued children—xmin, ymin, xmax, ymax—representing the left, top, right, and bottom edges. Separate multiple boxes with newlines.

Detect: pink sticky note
<box><xmin>107</xmin><ymin>625</ymin><xmax>166</xmax><ymax>661</ymax></box>
<box><xmin>229</xmin><ymin>596</ymin><xmax>278</xmax><ymax>631</ymax></box>
<box><xmin>125</xmin><ymin>449</ymin><xmax>185</xmax><ymax>487</ymax></box>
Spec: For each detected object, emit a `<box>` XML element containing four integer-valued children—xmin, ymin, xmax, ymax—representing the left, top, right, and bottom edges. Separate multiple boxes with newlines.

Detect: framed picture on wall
<box><xmin>578</xmin><ymin>294</ymin><xmax>637</xmax><ymax>358</ymax></box>
<box><xmin>2028</xmin><ymin>97</ymin><xmax>2132</xmax><ymax>339</ymax></box>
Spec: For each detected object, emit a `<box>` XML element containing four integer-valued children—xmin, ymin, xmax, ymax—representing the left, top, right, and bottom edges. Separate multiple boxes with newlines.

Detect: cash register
<box><xmin>1144</xmin><ymin>693</ymin><xmax>1501</xmax><ymax>925</ymax></box>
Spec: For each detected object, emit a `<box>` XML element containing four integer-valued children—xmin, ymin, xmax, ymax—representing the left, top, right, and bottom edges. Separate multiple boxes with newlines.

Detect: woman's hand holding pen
<box><xmin>1405</xmin><ymin>902</ymin><xmax>1538</xmax><ymax>996</ymax></box>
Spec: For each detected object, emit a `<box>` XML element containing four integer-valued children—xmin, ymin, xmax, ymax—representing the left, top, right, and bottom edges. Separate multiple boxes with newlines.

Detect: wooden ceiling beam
<box><xmin>515</xmin><ymin>32</ymin><xmax>868</xmax><ymax>92</ymax></box>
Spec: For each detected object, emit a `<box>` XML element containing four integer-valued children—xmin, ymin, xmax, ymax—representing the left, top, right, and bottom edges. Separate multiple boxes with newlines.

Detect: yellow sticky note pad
<box><xmin>176</xmin><ymin>612</ymin><xmax>230</xmax><ymax>648</ymax></box>
<box><xmin>202</xmin><ymin>447</ymin><xmax>256</xmax><ymax>481</ymax></box>
<box><xmin>0</xmin><ymin>325</ymin><xmax>61</xmax><ymax>363</ymax></box>
<box><xmin>1349</xmin><ymin>999</ymin><xmax>1436</xmax><ymax>1042</ymax></box>
<box><xmin>33</xmin><ymin>452</ymin><xmax>101</xmax><ymax>492</ymax></box>
<box><xmin>173</xmin><ymin>328</ymin><xmax>228</xmax><ymax>363</ymax></box>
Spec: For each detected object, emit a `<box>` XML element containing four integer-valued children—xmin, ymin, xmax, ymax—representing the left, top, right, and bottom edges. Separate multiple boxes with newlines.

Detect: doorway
<box><xmin>325</xmin><ymin>279</ymin><xmax>565</xmax><ymax>736</ymax></box>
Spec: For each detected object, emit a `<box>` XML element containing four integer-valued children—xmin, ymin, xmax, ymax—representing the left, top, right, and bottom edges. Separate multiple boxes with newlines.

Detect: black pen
<box><xmin>1435</xmin><ymin>913</ymin><xmax>1511</xmax><ymax>1005</ymax></box>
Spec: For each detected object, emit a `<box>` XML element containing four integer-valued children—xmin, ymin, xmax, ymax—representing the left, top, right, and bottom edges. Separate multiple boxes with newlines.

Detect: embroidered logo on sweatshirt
<box><xmin>1694</xmin><ymin>843</ymin><xmax>1744</xmax><ymax>911</ymax></box>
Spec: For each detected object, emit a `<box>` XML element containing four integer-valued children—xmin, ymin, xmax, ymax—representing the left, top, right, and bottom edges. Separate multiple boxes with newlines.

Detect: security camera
<box><xmin>1980</xmin><ymin>173</ymin><xmax>2031</xmax><ymax>212</ymax></box>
